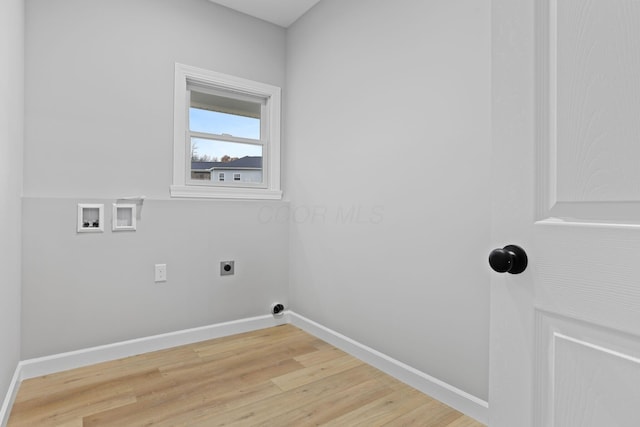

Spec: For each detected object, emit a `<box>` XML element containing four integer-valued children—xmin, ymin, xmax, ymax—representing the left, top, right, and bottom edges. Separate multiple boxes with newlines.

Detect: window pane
<box><xmin>189</xmin><ymin>108</ymin><xmax>260</xmax><ymax>139</ymax></box>
<box><xmin>189</xmin><ymin>90</ymin><xmax>261</xmax><ymax>140</ymax></box>
<box><xmin>190</xmin><ymin>138</ymin><xmax>263</xmax><ymax>184</ymax></box>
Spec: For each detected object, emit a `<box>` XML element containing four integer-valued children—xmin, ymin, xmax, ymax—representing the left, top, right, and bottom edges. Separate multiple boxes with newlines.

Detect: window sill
<box><xmin>170</xmin><ymin>185</ymin><xmax>283</xmax><ymax>200</ymax></box>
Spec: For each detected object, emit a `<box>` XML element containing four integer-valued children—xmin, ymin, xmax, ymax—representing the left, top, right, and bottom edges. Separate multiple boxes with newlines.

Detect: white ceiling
<box><xmin>208</xmin><ymin>0</ymin><xmax>322</xmax><ymax>28</ymax></box>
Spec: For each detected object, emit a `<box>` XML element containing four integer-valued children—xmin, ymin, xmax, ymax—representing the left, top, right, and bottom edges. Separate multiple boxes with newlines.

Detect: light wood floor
<box><xmin>8</xmin><ymin>325</ymin><xmax>485</xmax><ymax>426</ymax></box>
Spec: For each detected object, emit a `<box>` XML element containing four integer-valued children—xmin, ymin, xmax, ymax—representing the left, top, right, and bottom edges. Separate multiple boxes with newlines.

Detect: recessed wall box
<box><xmin>220</xmin><ymin>261</ymin><xmax>235</xmax><ymax>276</ymax></box>
<box><xmin>112</xmin><ymin>203</ymin><xmax>136</xmax><ymax>231</ymax></box>
<box><xmin>77</xmin><ymin>204</ymin><xmax>104</xmax><ymax>233</ymax></box>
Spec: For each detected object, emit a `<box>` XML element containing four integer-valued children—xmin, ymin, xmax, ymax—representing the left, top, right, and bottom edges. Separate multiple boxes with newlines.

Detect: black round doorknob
<box><xmin>488</xmin><ymin>245</ymin><xmax>528</xmax><ymax>274</ymax></box>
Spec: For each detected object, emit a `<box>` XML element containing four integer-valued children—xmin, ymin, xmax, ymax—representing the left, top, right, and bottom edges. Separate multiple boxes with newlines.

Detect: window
<box><xmin>171</xmin><ymin>63</ymin><xmax>282</xmax><ymax>199</ymax></box>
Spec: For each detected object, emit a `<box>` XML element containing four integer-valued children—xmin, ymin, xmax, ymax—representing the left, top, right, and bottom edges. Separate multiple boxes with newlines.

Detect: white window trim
<box><xmin>171</xmin><ymin>63</ymin><xmax>282</xmax><ymax>200</ymax></box>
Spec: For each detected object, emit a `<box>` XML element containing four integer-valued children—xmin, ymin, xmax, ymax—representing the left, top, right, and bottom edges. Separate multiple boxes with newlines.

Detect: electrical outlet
<box><xmin>220</xmin><ymin>261</ymin><xmax>234</xmax><ymax>276</ymax></box>
<box><xmin>155</xmin><ymin>264</ymin><xmax>167</xmax><ymax>282</ymax></box>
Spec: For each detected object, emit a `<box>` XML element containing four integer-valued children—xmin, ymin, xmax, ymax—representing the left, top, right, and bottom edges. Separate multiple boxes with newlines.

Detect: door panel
<box><xmin>540</xmin><ymin>0</ymin><xmax>640</xmax><ymax>221</ymax></box>
<box><xmin>556</xmin><ymin>0</ymin><xmax>640</xmax><ymax>204</ymax></box>
<box><xmin>535</xmin><ymin>313</ymin><xmax>640</xmax><ymax>427</ymax></box>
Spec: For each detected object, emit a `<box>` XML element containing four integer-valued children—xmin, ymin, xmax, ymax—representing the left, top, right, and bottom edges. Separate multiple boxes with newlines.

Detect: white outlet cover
<box><xmin>155</xmin><ymin>264</ymin><xmax>167</xmax><ymax>282</ymax></box>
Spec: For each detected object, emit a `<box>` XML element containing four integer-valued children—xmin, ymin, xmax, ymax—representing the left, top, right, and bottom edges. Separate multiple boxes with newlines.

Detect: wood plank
<box><xmin>9</xmin><ymin>380</ymin><xmax>136</xmax><ymax>426</ymax></box>
<box><xmin>270</xmin><ymin>354</ymin><xmax>363</xmax><ymax>391</ymax></box>
<box><xmin>321</xmin><ymin>387</ymin><xmax>428</xmax><ymax>426</ymax></box>
<box><xmin>254</xmin><ymin>378</ymin><xmax>392</xmax><ymax>426</ymax></box>
<box><xmin>382</xmin><ymin>399</ymin><xmax>469</xmax><ymax>426</ymax></box>
<box><xmin>84</xmin><ymin>380</ymin><xmax>283</xmax><ymax>427</ymax></box>
<box><xmin>294</xmin><ymin>345</ymin><xmax>348</xmax><ymax>367</ymax></box>
<box><xmin>444</xmin><ymin>417</ymin><xmax>489</xmax><ymax>427</ymax></box>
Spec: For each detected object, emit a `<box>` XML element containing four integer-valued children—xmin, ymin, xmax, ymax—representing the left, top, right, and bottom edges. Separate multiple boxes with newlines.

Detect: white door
<box><xmin>490</xmin><ymin>0</ymin><xmax>640</xmax><ymax>426</ymax></box>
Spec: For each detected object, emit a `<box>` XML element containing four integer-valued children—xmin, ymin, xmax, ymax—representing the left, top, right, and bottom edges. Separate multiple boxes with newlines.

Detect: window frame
<box><xmin>171</xmin><ymin>63</ymin><xmax>282</xmax><ymax>200</ymax></box>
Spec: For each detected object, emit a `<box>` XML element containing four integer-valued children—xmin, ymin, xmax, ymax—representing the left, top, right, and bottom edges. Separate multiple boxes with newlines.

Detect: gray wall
<box><xmin>0</xmin><ymin>0</ymin><xmax>24</xmax><ymax>400</ymax></box>
<box><xmin>22</xmin><ymin>0</ymin><xmax>288</xmax><ymax>358</ymax></box>
<box><xmin>285</xmin><ymin>0</ymin><xmax>491</xmax><ymax>400</ymax></box>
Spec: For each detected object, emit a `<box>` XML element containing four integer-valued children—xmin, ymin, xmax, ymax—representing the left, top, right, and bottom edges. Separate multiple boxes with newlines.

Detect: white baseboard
<box><xmin>2</xmin><ymin>311</ymin><xmax>487</xmax><ymax>425</ymax></box>
<box><xmin>288</xmin><ymin>311</ymin><xmax>489</xmax><ymax>424</ymax></box>
<box><xmin>19</xmin><ymin>314</ymin><xmax>287</xmax><ymax>381</ymax></box>
<box><xmin>0</xmin><ymin>366</ymin><xmax>21</xmax><ymax>427</ymax></box>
